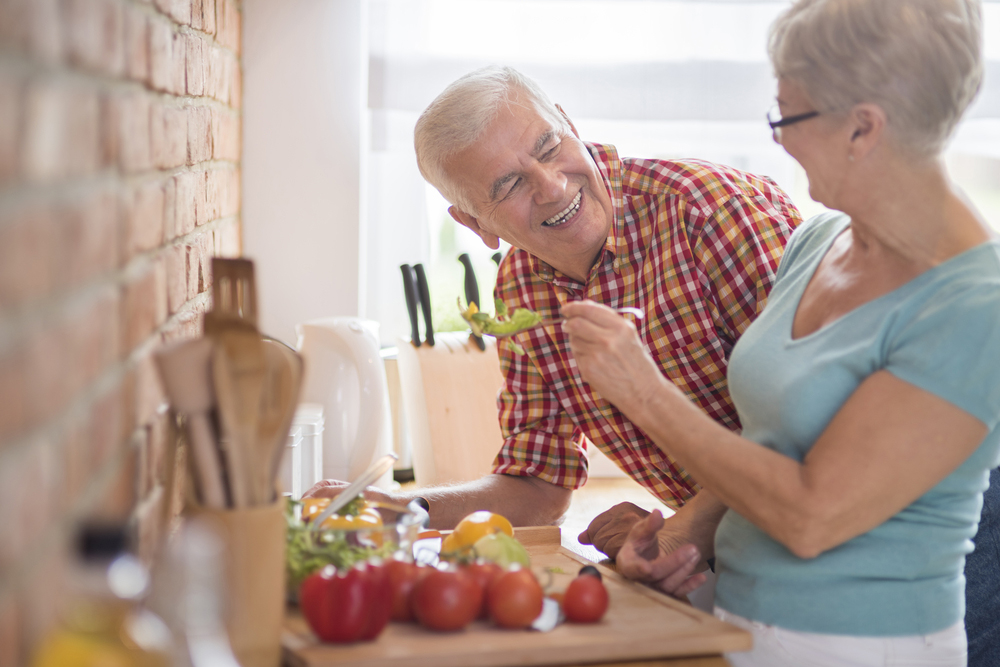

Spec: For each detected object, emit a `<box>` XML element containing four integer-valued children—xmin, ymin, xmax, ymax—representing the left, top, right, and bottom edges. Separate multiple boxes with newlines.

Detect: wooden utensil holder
<box><xmin>187</xmin><ymin>499</ymin><xmax>286</xmax><ymax>667</ymax></box>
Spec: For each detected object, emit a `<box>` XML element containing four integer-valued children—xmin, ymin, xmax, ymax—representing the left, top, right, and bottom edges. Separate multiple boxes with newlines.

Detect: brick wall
<box><xmin>0</xmin><ymin>0</ymin><xmax>242</xmax><ymax>663</ymax></box>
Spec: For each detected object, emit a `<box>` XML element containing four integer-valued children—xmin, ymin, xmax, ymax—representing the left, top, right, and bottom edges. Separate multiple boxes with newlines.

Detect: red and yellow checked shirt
<box><xmin>490</xmin><ymin>142</ymin><xmax>800</xmax><ymax>508</ymax></box>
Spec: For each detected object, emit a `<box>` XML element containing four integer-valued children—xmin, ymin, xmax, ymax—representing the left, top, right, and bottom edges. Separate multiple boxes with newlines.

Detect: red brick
<box><xmin>0</xmin><ymin>437</ymin><xmax>58</xmax><ymax>571</ymax></box>
<box><xmin>117</xmin><ymin>93</ymin><xmax>152</xmax><ymax>173</ymax></box>
<box><xmin>193</xmin><ymin>230</ymin><xmax>213</xmax><ymax>295</ymax></box>
<box><xmin>216</xmin><ymin>0</ymin><xmax>240</xmax><ymax>55</ymax></box>
<box><xmin>90</xmin><ymin>380</ymin><xmax>128</xmax><ymax>468</ymax></box>
<box><xmin>185</xmin><ymin>240</ymin><xmax>202</xmax><ymax>299</ymax></box>
<box><xmin>66</xmin><ymin>286</ymin><xmax>120</xmax><ymax>397</ymax></box>
<box><xmin>162</xmin><ymin>176</ymin><xmax>176</xmax><ymax>240</ymax></box>
<box><xmin>155</xmin><ymin>0</ymin><xmax>191</xmax><ymax>26</ymax></box>
<box><xmin>0</xmin><ymin>0</ymin><xmax>65</xmax><ymax>65</ymax></box>
<box><xmin>186</xmin><ymin>33</ymin><xmax>206</xmax><ymax>96</ymax></box>
<box><xmin>63</xmin><ymin>0</ymin><xmax>125</xmax><ymax>76</ymax></box>
<box><xmin>22</xmin><ymin>82</ymin><xmax>101</xmax><ymax>182</ymax></box>
<box><xmin>22</xmin><ymin>320</ymin><xmax>74</xmax><ymax>428</ymax></box>
<box><xmin>200</xmin><ymin>0</ymin><xmax>216</xmax><ymax>36</ymax></box>
<box><xmin>121</xmin><ymin>259</ymin><xmax>167</xmax><ymax>355</ymax></box>
<box><xmin>59</xmin><ymin>189</ymin><xmax>120</xmax><ymax>284</ymax></box>
<box><xmin>173</xmin><ymin>171</ymin><xmax>197</xmax><ymax>236</ymax></box>
<box><xmin>123</xmin><ymin>4</ymin><xmax>151</xmax><ymax>83</ymax></box>
<box><xmin>0</xmin><ymin>67</ymin><xmax>22</xmax><ymax>186</ymax></box>
<box><xmin>211</xmin><ymin>109</ymin><xmax>237</xmax><ymax>162</ymax></box>
<box><xmin>187</xmin><ymin>105</ymin><xmax>212</xmax><ymax>164</ymax></box>
<box><xmin>192</xmin><ymin>170</ymin><xmax>208</xmax><ymax>226</ymax></box>
<box><xmin>0</xmin><ymin>201</ymin><xmax>57</xmax><ymax>311</ymax></box>
<box><xmin>134</xmin><ymin>349</ymin><xmax>166</xmax><ymax>430</ymax></box>
<box><xmin>124</xmin><ymin>180</ymin><xmax>166</xmax><ymax>258</ymax></box>
<box><xmin>222</xmin><ymin>167</ymin><xmax>240</xmax><ymax>218</ymax></box>
<box><xmin>99</xmin><ymin>93</ymin><xmax>119</xmax><ymax>169</ymax></box>
<box><xmin>165</xmin><ymin>243</ymin><xmax>187</xmax><ymax>313</ymax></box>
<box><xmin>170</xmin><ymin>29</ymin><xmax>187</xmax><ymax>95</ymax></box>
<box><xmin>204</xmin><ymin>169</ymin><xmax>220</xmax><ymax>223</ymax></box>
<box><xmin>162</xmin><ymin>309</ymin><xmax>201</xmax><ymax>343</ymax></box>
<box><xmin>151</xmin><ymin>103</ymin><xmax>187</xmax><ymax>170</ymax></box>
<box><xmin>19</xmin><ymin>545</ymin><xmax>69</xmax><ymax>656</ymax></box>
<box><xmin>149</xmin><ymin>18</ymin><xmax>175</xmax><ymax>94</ymax></box>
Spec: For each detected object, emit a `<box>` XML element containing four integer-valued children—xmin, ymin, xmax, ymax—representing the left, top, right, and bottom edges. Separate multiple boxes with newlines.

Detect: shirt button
<box><xmin>613</xmin><ymin>259</ymin><xmax>621</xmax><ymax>270</ymax></box>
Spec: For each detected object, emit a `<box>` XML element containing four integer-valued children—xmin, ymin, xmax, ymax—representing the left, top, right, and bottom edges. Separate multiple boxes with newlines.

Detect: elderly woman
<box><xmin>563</xmin><ymin>0</ymin><xmax>999</xmax><ymax>664</ymax></box>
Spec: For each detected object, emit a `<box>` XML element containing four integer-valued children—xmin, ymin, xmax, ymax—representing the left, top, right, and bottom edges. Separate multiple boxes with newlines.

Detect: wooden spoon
<box><xmin>257</xmin><ymin>338</ymin><xmax>304</xmax><ymax>502</ymax></box>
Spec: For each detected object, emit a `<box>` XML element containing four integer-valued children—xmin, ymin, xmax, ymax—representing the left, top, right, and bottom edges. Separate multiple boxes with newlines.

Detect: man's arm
<box><xmin>303</xmin><ymin>473</ymin><xmax>573</xmax><ymax>530</ymax></box>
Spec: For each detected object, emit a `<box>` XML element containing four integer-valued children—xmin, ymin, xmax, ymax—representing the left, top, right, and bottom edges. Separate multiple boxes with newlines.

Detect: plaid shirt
<box><xmin>491</xmin><ymin>143</ymin><xmax>800</xmax><ymax>508</ymax></box>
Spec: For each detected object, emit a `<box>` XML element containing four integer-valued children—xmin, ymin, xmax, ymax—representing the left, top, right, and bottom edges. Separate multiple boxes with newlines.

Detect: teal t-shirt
<box><xmin>714</xmin><ymin>211</ymin><xmax>1000</xmax><ymax>636</ymax></box>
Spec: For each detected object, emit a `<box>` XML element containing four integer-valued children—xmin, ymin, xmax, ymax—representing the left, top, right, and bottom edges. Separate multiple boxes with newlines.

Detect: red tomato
<box><xmin>410</xmin><ymin>568</ymin><xmax>482</xmax><ymax>632</ymax></box>
<box><xmin>385</xmin><ymin>559</ymin><xmax>428</xmax><ymax>622</ymax></box>
<box><xmin>487</xmin><ymin>567</ymin><xmax>543</xmax><ymax>629</ymax></box>
<box><xmin>299</xmin><ymin>562</ymin><xmax>393</xmax><ymax>643</ymax></box>
<box><xmin>563</xmin><ymin>573</ymin><xmax>609</xmax><ymax>623</ymax></box>
<box><xmin>463</xmin><ymin>561</ymin><xmax>503</xmax><ymax>619</ymax></box>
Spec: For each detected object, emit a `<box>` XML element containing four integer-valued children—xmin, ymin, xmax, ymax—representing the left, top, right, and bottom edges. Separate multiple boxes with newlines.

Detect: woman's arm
<box><xmin>563</xmin><ymin>300</ymin><xmax>987</xmax><ymax>559</ymax></box>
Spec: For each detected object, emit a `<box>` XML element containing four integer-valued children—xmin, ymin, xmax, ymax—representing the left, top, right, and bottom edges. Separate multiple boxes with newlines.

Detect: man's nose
<box><xmin>532</xmin><ymin>163</ymin><xmax>567</xmax><ymax>204</ymax></box>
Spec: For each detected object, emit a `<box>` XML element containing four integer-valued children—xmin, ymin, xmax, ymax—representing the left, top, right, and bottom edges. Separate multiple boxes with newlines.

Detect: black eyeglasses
<box><xmin>767</xmin><ymin>106</ymin><xmax>820</xmax><ymax>142</ymax></box>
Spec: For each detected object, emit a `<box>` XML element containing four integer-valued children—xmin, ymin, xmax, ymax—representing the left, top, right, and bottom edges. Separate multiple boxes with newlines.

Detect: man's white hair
<box><xmin>414</xmin><ymin>66</ymin><xmax>569</xmax><ymax>216</ymax></box>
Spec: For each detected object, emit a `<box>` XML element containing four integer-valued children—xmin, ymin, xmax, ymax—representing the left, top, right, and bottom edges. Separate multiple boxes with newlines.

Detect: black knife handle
<box><xmin>457</xmin><ymin>253</ymin><xmax>486</xmax><ymax>351</ymax></box>
<box><xmin>457</xmin><ymin>253</ymin><xmax>480</xmax><ymax>310</ymax></box>
<box><xmin>413</xmin><ymin>264</ymin><xmax>434</xmax><ymax>347</ymax></box>
<box><xmin>400</xmin><ymin>264</ymin><xmax>421</xmax><ymax>347</ymax></box>
<box><xmin>491</xmin><ymin>251</ymin><xmax>502</xmax><ymax>266</ymax></box>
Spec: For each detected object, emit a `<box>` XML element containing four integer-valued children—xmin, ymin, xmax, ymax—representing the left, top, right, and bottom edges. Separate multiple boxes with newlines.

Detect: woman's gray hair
<box><xmin>768</xmin><ymin>0</ymin><xmax>982</xmax><ymax>157</ymax></box>
<box><xmin>414</xmin><ymin>66</ymin><xmax>569</xmax><ymax>215</ymax></box>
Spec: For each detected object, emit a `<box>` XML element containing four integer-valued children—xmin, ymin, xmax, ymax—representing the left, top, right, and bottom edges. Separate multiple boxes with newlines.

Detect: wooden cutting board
<box><xmin>281</xmin><ymin>527</ymin><xmax>750</xmax><ymax>667</ymax></box>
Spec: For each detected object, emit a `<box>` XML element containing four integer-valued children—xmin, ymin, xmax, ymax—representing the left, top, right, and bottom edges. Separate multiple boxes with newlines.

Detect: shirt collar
<box><xmin>529</xmin><ymin>142</ymin><xmax>626</xmax><ymax>286</ymax></box>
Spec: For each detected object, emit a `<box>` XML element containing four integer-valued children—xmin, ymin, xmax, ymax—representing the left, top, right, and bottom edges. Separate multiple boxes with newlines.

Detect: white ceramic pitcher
<box><xmin>295</xmin><ymin>318</ymin><xmax>393</xmax><ymax>490</ymax></box>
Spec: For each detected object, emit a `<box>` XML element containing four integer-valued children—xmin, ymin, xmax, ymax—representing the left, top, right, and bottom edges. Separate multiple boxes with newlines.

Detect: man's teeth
<box><xmin>542</xmin><ymin>191</ymin><xmax>582</xmax><ymax>227</ymax></box>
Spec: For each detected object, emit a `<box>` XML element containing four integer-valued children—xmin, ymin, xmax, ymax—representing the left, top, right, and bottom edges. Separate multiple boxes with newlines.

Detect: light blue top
<box><xmin>714</xmin><ymin>211</ymin><xmax>1000</xmax><ymax>636</ymax></box>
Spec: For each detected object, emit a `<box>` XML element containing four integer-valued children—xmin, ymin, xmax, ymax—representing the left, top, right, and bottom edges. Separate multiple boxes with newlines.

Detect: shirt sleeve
<box><xmin>691</xmin><ymin>178</ymin><xmax>800</xmax><ymax>349</ymax></box>
<box><xmin>886</xmin><ymin>279</ymin><xmax>1000</xmax><ymax>429</ymax></box>
<box><xmin>490</xmin><ymin>336</ymin><xmax>590</xmax><ymax>489</ymax></box>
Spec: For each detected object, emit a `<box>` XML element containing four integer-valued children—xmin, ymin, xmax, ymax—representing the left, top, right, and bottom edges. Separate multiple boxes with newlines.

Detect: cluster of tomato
<box><xmin>298</xmin><ymin>511</ymin><xmax>609</xmax><ymax>644</ymax></box>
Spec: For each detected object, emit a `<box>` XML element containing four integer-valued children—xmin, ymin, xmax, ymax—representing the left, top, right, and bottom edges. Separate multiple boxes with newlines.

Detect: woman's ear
<box><xmin>847</xmin><ymin>103</ymin><xmax>887</xmax><ymax>161</ymax></box>
<box><xmin>448</xmin><ymin>206</ymin><xmax>501</xmax><ymax>250</ymax></box>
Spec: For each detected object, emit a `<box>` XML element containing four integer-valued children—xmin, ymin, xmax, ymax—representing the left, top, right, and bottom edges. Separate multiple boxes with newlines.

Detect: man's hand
<box><xmin>578</xmin><ymin>502</ymin><xmax>651</xmax><ymax>559</ymax></box>
<box><xmin>615</xmin><ymin>509</ymin><xmax>707</xmax><ymax>599</ymax></box>
<box><xmin>301</xmin><ymin>479</ymin><xmax>397</xmax><ymax>506</ymax></box>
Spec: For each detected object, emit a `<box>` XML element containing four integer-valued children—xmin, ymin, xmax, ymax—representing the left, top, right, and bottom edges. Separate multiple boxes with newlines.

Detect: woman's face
<box><xmin>774</xmin><ymin>79</ymin><xmax>852</xmax><ymax>209</ymax></box>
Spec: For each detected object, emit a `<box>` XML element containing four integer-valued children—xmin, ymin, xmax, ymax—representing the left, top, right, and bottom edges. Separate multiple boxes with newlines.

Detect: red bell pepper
<box><xmin>299</xmin><ymin>561</ymin><xmax>393</xmax><ymax>643</ymax></box>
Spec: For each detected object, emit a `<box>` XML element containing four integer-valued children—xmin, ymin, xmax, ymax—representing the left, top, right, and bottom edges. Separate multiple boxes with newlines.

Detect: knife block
<box><xmin>395</xmin><ymin>332</ymin><xmax>506</xmax><ymax>485</ymax></box>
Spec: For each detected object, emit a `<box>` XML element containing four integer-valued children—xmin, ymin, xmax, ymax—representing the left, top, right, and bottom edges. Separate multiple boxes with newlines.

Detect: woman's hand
<box><xmin>615</xmin><ymin>509</ymin><xmax>707</xmax><ymax>599</ymax></box>
<box><xmin>561</xmin><ymin>300</ymin><xmax>665</xmax><ymax>411</ymax></box>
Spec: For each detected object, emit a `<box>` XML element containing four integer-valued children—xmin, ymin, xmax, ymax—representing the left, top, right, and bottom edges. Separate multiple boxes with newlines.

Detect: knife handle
<box><xmin>413</xmin><ymin>264</ymin><xmax>434</xmax><ymax>347</ymax></box>
<box><xmin>457</xmin><ymin>254</ymin><xmax>486</xmax><ymax>351</ymax></box>
<box><xmin>457</xmin><ymin>253</ymin><xmax>480</xmax><ymax>310</ymax></box>
<box><xmin>400</xmin><ymin>264</ymin><xmax>421</xmax><ymax>347</ymax></box>
<box><xmin>491</xmin><ymin>251</ymin><xmax>502</xmax><ymax>267</ymax></box>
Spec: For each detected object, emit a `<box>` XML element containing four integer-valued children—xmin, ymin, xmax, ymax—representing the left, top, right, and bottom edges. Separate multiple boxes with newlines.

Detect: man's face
<box><xmin>444</xmin><ymin>93</ymin><xmax>614</xmax><ymax>283</ymax></box>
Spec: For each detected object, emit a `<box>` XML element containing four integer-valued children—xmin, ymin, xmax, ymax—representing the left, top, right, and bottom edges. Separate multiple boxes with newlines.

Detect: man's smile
<box><xmin>542</xmin><ymin>190</ymin><xmax>582</xmax><ymax>227</ymax></box>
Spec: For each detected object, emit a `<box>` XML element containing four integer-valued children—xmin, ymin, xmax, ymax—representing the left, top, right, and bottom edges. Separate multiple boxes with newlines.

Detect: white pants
<box><xmin>715</xmin><ymin>607</ymin><xmax>968</xmax><ymax>667</ymax></box>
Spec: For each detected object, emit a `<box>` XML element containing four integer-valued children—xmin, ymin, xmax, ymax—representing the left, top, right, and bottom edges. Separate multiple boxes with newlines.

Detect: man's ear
<box><xmin>847</xmin><ymin>103</ymin><xmax>886</xmax><ymax>162</ymax></box>
<box><xmin>555</xmin><ymin>103</ymin><xmax>580</xmax><ymax>139</ymax></box>
<box><xmin>448</xmin><ymin>206</ymin><xmax>501</xmax><ymax>250</ymax></box>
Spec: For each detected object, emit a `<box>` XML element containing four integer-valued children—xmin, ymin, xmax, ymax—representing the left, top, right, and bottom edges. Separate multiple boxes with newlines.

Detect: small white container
<box><xmin>293</xmin><ymin>403</ymin><xmax>324</xmax><ymax>492</ymax></box>
<box><xmin>279</xmin><ymin>425</ymin><xmax>303</xmax><ymax>499</ymax></box>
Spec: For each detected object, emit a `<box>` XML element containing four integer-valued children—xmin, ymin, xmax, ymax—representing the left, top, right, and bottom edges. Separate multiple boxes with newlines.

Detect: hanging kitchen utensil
<box><xmin>204</xmin><ymin>258</ymin><xmax>266</xmax><ymax>507</ymax></box>
<box><xmin>154</xmin><ymin>337</ymin><xmax>228</xmax><ymax>509</ymax></box>
<box><xmin>400</xmin><ymin>264</ymin><xmax>421</xmax><ymax>347</ymax></box>
<box><xmin>413</xmin><ymin>264</ymin><xmax>434</xmax><ymax>347</ymax></box>
<box><xmin>457</xmin><ymin>253</ymin><xmax>486</xmax><ymax>351</ymax></box>
<box><xmin>491</xmin><ymin>251</ymin><xmax>502</xmax><ymax>266</ymax></box>
<box><xmin>257</xmin><ymin>337</ymin><xmax>304</xmax><ymax>503</ymax></box>
<box><xmin>310</xmin><ymin>453</ymin><xmax>398</xmax><ymax>532</ymax></box>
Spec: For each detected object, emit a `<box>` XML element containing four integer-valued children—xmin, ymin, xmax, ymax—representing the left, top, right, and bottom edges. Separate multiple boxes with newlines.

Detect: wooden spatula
<box><xmin>256</xmin><ymin>338</ymin><xmax>304</xmax><ymax>502</ymax></box>
<box><xmin>205</xmin><ymin>258</ymin><xmax>266</xmax><ymax>507</ymax></box>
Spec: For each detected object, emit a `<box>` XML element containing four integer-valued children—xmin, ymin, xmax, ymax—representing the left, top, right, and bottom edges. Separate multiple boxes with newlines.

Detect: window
<box><xmin>366</xmin><ymin>0</ymin><xmax>1000</xmax><ymax>344</ymax></box>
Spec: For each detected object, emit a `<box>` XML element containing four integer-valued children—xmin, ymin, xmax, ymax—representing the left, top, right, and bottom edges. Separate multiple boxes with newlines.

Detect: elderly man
<box><xmin>307</xmin><ymin>66</ymin><xmax>800</xmax><ymax>594</ymax></box>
